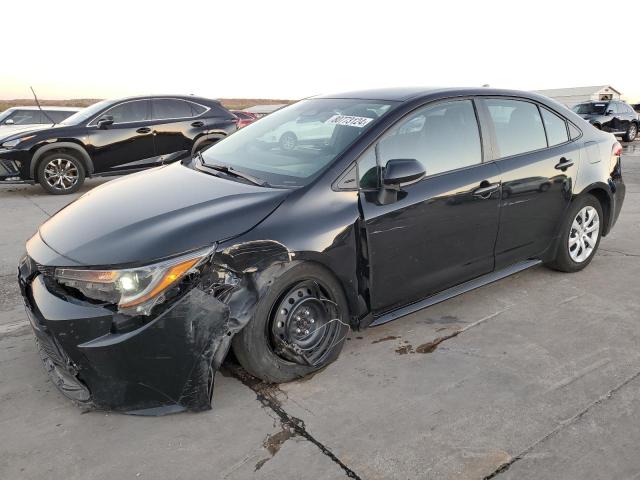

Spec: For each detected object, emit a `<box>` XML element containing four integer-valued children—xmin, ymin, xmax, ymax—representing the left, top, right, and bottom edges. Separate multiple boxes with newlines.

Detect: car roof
<box><xmin>112</xmin><ymin>94</ymin><xmax>222</xmax><ymax>105</ymax></box>
<box><xmin>3</xmin><ymin>106</ymin><xmax>81</xmax><ymax>111</ymax></box>
<box><xmin>314</xmin><ymin>87</ymin><xmax>558</xmax><ymax>103</ymax></box>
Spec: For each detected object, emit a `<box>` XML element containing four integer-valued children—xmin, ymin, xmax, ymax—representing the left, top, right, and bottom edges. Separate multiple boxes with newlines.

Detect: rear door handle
<box><xmin>191</xmin><ymin>121</ymin><xmax>205</xmax><ymax>128</ymax></box>
<box><xmin>555</xmin><ymin>157</ymin><xmax>574</xmax><ymax>171</ymax></box>
<box><xmin>472</xmin><ymin>181</ymin><xmax>500</xmax><ymax>199</ymax></box>
<box><xmin>136</xmin><ymin>127</ymin><xmax>151</xmax><ymax>134</ymax></box>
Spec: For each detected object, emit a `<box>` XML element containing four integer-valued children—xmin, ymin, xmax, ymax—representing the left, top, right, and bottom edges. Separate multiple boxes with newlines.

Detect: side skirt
<box><xmin>369</xmin><ymin>259</ymin><xmax>541</xmax><ymax>327</ymax></box>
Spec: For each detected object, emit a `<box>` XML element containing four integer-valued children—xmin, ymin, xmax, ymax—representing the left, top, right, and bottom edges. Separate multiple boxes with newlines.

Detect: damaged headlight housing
<box><xmin>54</xmin><ymin>246</ymin><xmax>215</xmax><ymax>315</ymax></box>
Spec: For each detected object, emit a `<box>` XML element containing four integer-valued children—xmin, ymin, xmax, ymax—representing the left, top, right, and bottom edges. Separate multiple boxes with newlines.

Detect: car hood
<box><xmin>0</xmin><ymin>124</ymin><xmax>53</xmax><ymax>141</ymax></box>
<box><xmin>36</xmin><ymin>162</ymin><xmax>290</xmax><ymax>266</ymax></box>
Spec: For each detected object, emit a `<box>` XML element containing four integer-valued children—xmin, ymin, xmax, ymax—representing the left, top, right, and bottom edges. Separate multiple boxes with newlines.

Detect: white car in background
<box><xmin>0</xmin><ymin>106</ymin><xmax>81</xmax><ymax>138</ymax></box>
<box><xmin>259</xmin><ymin>116</ymin><xmax>336</xmax><ymax>151</ymax></box>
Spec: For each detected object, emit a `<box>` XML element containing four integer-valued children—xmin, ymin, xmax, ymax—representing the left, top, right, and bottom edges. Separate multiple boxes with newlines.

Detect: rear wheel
<box><xmin>624</xmin><ymin>123</ymin><xmax>637</xmax><ymax>142</ymax></box>
<box><xmin>232</xmin><ymin>263</ymin><xmax>349</xmax><ymax>383</ymax></box>
<box><xmin>547</xmin><ymin>194</ymin><xmax>603</xmax><ymax>272</ymax></box>
<box><xmin>279</xmin><ymin>132</ymin><xmax>297</xmax><ymax>151</ymax></box>
<box><xmin>37</xmin><ymin>152</ymin><xmax>85</xmax><ymax>195</ymax></box>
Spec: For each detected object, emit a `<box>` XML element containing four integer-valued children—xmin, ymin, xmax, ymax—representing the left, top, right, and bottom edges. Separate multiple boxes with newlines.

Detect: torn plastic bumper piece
<box><xmin>21</xmin><ymin>272</ymin><xmax>230</xmax><ymax>415</ymax></box>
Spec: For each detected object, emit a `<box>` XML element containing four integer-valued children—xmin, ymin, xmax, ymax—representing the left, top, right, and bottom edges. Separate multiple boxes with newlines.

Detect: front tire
<box><xmin>624</xmin><ymin>123</ymin><xmax>637</xmax><ymax>142</ymax></box>
<box><xmin>232</xmin><ymin>263</ymin><xmax>349</xmax><ymax>383</ymax></box>
<box><xmin>37</xmin><ymin>152</ymin><xmax>85</xmax><ymax>195</ymax></box>
<box><xmin>547</xmin><ymin>194</ymin><xmax>603</xmax><ymax>273</ymax></box>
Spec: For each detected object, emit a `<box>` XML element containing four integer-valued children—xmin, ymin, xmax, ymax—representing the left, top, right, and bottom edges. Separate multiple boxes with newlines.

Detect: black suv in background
<box><xmin>0</xmin><ymin>95</ymin><xmax>237</xmax><ymax>194</ymax></box>
<box><xmin>572</xmin><ymin>100</ymin><xmax>638</xmax><ymax>142</ymax></box>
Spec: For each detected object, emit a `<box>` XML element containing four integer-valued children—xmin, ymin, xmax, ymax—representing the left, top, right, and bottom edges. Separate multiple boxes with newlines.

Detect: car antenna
<box><xmin>30</xmin><ymin>86</ymin><xmax>57</xmax><ymax>125</ymax></box>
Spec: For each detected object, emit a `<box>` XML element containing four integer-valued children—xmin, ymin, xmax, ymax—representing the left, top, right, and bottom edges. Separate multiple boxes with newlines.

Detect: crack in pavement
<box><xmin>599</xmin><ymin>248</ymin><xmax>640</xmax><ymax>258</ymax></box>
<box><xmin>21</xmin><ymin>194</ymin><xmax>52</xmax><ymax>218</ymax></box>
<box><xmin>225</xmin><ymin>364</ymin><xmax>362</xmax><ymax>479</ymax></box>
<box><xmin>483</xmin><ymin>368</ymin><xmax>640</xmax><ymax>479</ymax></box>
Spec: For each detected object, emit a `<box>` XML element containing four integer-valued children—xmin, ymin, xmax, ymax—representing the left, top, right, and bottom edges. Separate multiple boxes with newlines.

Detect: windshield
<box><xmin>572</xmin><ymin>103</ymin><xmax>607</xmax><ymax>115</ymax></box>
<box><xmin>0</xmin><ymin>109</ymin><xmax>12</xmax><ymax>123</ymax></box>
<box><xmin>60</xmin><ymin>100</ymin><xmax>113</xmax><ymax>125</ymax></box>
<box><xmin>199</xmin><ymin>98</ymin><xmax>396</xmax><ymax>188</ymax></box>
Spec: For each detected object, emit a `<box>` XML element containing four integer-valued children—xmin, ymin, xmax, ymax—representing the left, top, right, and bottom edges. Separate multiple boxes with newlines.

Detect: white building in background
<box><xmin>534</xmin><ymin>85</ymin><xmax>621</xmax><ymax>108</ymax></box>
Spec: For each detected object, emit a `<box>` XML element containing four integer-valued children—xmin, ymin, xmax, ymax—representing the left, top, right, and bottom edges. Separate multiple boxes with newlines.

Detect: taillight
<box><xmin>611</xmin><ymin>141</ymin><xmax>622</xmax><ymax>174</ymax></box>
<box><xmin>613</xmin><ymin>142</ymin><xmax>622</xmax><ymax>157</ymax></box>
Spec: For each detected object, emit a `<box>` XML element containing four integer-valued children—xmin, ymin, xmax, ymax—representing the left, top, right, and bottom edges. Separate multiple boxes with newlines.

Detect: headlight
<box><xmin>54</xmin><ymin>246</ymin><xmax>215</xmax><ymax>315</ymax></box>
<box><xmin>2</xmin><ymin>135</ymin><xmax>36</xmax><ymax>148</ymax></box>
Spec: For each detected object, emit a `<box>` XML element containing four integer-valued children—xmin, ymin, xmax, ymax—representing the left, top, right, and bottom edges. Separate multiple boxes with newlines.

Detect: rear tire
<box><xmin>279</xmin><ymin>132</ymin><xmax>297</xmax><ymax>151</ymax></box>
<box><xmin>232</xmin><ymin>263</ymin><xmax>349</xmax><ymax>383</ymax></box>
<box><xmin>547</xmin><ymin>194</ymin><xmax>603</xmax><ymax>273</ymax></box>
<box><xmin>37</xmin><ymin>152</ymin><xmax>85</xmax><ymax>195</ymax></box>
<box><xmin>624</xmin><ymin>123</ymin><xmax>637</xmax><ymax>142</ymax></box>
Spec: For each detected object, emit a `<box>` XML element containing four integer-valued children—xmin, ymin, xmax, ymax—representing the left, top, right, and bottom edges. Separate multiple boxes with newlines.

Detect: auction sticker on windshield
<box><xmin>325</xmin><ymin>115</ymin><xmax>374</xmax><ymax>128</ymax></box>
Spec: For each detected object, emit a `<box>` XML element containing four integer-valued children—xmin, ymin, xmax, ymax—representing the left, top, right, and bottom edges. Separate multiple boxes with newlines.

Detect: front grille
<box><xmin>0</xmin><ymin>159</ymin><xmax>20</xmax><ymax>176</ymax></box>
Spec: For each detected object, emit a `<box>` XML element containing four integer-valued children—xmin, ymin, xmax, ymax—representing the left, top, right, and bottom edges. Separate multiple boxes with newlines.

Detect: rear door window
<box><xmin>540</xmin><ymin>107</ymin><xmax>569</xmax><ymax>146</ymax></box>
<box><xmin>152</xmin><ymin>99</ymin><xmax>195</xmax><ymax>120</ymax></box>
<box><xmin>483</xmin><ymin>99</ymin><xmax>547</xmax><ymax>158</ymax></box>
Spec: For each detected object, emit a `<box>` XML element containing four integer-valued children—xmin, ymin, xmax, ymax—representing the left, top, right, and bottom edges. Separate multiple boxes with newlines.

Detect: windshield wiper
<box><xmin>196</xmin><ymin>151</ymin><xmax>270</xmax><ymax>187</ymax></box>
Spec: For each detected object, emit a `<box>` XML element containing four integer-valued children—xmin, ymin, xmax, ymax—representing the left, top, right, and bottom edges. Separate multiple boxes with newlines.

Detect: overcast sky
<box><xmin>3</xmin><ymin>0</ymin><xmax>638</xmax><ymax>102</ymax></box>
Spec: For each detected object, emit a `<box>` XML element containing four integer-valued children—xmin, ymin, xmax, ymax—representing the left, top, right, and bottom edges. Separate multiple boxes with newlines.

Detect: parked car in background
<box><xmin>257</xmin><ymin>113</ymin><xmax>336</xmax><ymax>150</ymax></box>
<box><xmin>0</xmin><ymin>106</ymin><xmax>80</xmax><ymax>136</ymax></box>
<box><xmin>0</xmin><ymin>95</ymin><xmax>237</xmax><ymax>194</ymax></box>
<box><xmin>230</xmin><ymin>110</ymin><xmax>258</xmax><ymax>128</ymax></box>
<box><xmin>572</xmin><ymin>100</ymin><xmax>638</xmax><ymax>141</ymax></box>
<box><xmin>19</xmin><ymin>87</ymin><xmax>625</xmax><ymax>414</ymax></box>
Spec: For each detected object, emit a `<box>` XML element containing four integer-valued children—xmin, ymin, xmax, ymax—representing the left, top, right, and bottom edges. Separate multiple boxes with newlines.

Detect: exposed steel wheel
<box><xmin>232</xmin><ymin>263</ymin><xmax>349</xmax><ymax>383</ymax></box>
<box><xmin>269</xmin><ymin>280</ymin><xmax>343</xmax><ymax>367</ymax></box>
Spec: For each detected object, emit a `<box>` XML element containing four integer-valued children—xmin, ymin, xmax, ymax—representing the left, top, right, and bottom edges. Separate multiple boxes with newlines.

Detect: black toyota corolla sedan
<box><xmin>18</xmin><ymin>87</ymin><xmax>625</xmax><ymax>414</ymax></box>
<box><xmin>0</xmin><ymin>95</ymin><xmax>237</xmax><ymax>194</ymax></box>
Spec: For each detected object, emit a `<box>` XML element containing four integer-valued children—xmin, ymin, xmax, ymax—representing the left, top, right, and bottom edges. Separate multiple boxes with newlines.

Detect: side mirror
<box><xmin>377</xmin><ymin>158</ymin><xmax>425</xmax><ymax>205</ymax></box>
<box><xmin>606</xmin><ymin>109</ymin><xmax>614</xmax><ymax>115</ymax></box>
<box><xmin>96</xmin><ymin>115</ymin><xmax>114</xmax><ymax>129</ymax></box>
<box><xmin>382</xmin><ymin>158</ymin><xmax>426</xmax><ymax>187</ymax></box>
<box><xmin>4</xmin><ymin>119</ymin><xmax>14</xmax><ymax>125</ymax></box>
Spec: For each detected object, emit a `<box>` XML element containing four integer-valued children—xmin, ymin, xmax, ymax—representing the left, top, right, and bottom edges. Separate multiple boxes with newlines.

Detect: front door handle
<box><xmin>472</xmin><ymin>181</ymin><xmax>500</xmax><ymax>199</ymax></box>
<box><xmin>555</xmin><ymin>157</ymin><xmax>574</xmax><ymax>171</ymax></box>
<box><xmin>136</xmin><ymin>127</ymin><xmax>151</xmax><ymax>134</ymax></box>
<box><xmin>191</xmin><ymin>121</ymin><xmax>205</xmax><ymax>128</ymax></box>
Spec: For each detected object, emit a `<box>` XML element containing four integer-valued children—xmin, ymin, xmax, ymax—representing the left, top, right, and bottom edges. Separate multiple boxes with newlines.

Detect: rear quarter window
<box><xmin>540</xmin><ymin>107</ymin><xmax>569</xmax><ymax>146</ymax></box>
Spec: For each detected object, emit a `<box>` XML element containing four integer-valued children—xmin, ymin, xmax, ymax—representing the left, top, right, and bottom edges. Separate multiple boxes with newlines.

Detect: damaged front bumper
<box><xmin>18</xmin><ymin>255</ymin><xmax>232</xmax><ymax>415</ymax></box>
